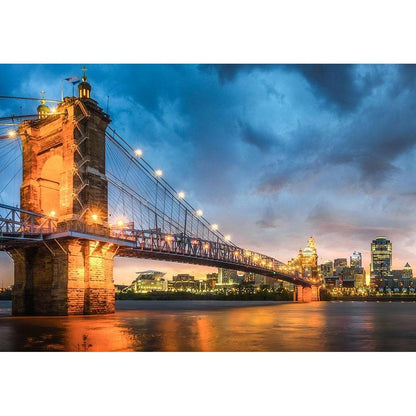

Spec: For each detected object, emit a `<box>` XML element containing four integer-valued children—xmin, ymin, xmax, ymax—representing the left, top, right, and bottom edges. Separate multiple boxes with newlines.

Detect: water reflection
<box><xmin>2</xmin><ymin>300</ymin><xmax>416</xmax><ymax>351</ymax></box>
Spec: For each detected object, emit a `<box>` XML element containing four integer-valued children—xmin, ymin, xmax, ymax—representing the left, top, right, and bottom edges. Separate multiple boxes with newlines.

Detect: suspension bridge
<box><xmin>0</xmin><ymin>71</ymin><xmax>319</xmax><ymax>315</ymax></box>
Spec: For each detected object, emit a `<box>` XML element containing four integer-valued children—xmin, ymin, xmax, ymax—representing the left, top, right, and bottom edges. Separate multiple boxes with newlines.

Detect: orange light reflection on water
<box><xmin>1</xmin><ymin>301</ymin><xmax>405</xmax><ymax>352</ymax></box>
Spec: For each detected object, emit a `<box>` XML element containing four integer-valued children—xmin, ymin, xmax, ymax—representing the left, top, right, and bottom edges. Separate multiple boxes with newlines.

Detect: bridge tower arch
<box><xmin>38</xmin><ymin>154</ymin><xmax>64</xmax><ymax>217</ymax></box>
<box><xmin>11</xmin><ymin>71</ymin><xmax>116</xmax><ymax>315</ymax></box>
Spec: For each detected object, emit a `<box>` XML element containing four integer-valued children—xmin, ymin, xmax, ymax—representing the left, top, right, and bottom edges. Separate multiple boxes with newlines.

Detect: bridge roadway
<box><xmin>0</xmin><ymin>204</ymin><xmax>312</xmax><ymax>288</ymax></box>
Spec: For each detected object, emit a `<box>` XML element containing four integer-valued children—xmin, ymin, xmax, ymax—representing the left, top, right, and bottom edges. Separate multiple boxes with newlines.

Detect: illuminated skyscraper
<box><xmin>287</xmin><ymin>237</ymin><xmax>319</xmax><ymax>280</ymax></box>
<box><xmin>371</xmin><ymin>237</ymin><xmax>392</xmax><ymax>283</ymax></box>
<box><xmin>350</xmin><ymin>251</ymin><xmax>362</xmax><ymax>268</ymax></box>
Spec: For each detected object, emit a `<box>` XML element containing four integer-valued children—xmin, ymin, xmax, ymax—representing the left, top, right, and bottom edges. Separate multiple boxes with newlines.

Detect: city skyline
<box><xmin>2</xmin><ymin>64</ymin><xmax>416</xmax><ymax>285</ymax></box>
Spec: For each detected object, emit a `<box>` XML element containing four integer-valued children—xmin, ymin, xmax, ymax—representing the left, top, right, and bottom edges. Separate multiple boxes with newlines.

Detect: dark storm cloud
<box><xmin>327</xmin><ymin>100</ymin><xmax>416</xmax><ymax>185</ymax></box>
<box><xmin>238</xmin><ymin>120</ymin><xmax>280</xmax><ymax>152</ymax></box>
<box><xmin>292</xmin><ymin>64</ymin><xmax>383</xmax><ymax>112</ymax></box>
<box><xmin>198</xmin><ymin>64</ymin><xmax>266</xmax><ymax>83</ymax></box>
<box><xmin>254</xmin><ymin>123</ymin><xmax>325</xmax><ymax>195</ymax></box>
<box><xmin>205</xmin><ymin>64</ymin><xmax>384</xmax><ymax>112</ymax></box>
<box><xmin>396</xmin><ymin>64</ymin><xmax>416</xmax><ymax>89</ymax></box>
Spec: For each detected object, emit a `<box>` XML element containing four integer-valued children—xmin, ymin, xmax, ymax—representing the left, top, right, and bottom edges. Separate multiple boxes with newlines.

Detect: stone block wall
<box><xmin>11</xmin><ymin>239</ymin><xmax>116</xmax><ymax>316</ymax></box>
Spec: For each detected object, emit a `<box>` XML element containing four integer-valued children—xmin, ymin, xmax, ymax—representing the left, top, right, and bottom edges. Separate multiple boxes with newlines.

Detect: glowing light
<box><xmin>155</xmin><ymin>169</ymin><xmax>163</xmax><ymax>177</ymax></box>
<box><xmin>211</xmin><ymin>223</ymin><xmax>218</xmax><ymax>230</ymax></box>
<box><xmin>224</xmin><ymin>235</ymin><xmax>231</xmax><ymax>241</ymax></box>
<box><xmin>135</xmin><ymin>149</ymin><xmax>143</xmax><ymax>157</ymax></box>
<box><xmin>261</xmin><ymin>260</ymin><xmax>266</xmax><ymax>266</ymax></box>
<box><xmin>51</xmin><ymin>107</ymin><xmax>57</xmax><ymax>113</ymax></box>
<box><xmin>191</xmin><ymin>239</ymin><xmax>199</xmax><ymax>245</ymax></box>
<box><xmin>244</xmin><ymin>250</ymin><xmax>251</xmax><ymax>257</ymax></box>
<box><xmin>8</xmin><ymin>130</ymin><xmax>16</xmax><ymax>138</ymax></box>
<box><xmin>50</xmin><ymin>210</ymin><xmax>56</xmax><ymax>217</ymax></box>
<box><xmin>196</xmin><ymin>209</ymin><xmax>203</xmax><ymax>217</ymax></box>
<box><xmin>91</xmin><ymin>214</ymin><xmax>98</xmax><ymax>222</ymax></box>
<box><xmin>234</xmin><ymin>250</ymin><xmax>240</xmax><ymax>257</ymax></box>
<box><xmin>177</xmin><ymin>191</ymin><xmax>185</xmax><ymax>199</ymax></box>
<box><xmin>165</xmin><ymin>234</ymin><xmax>173</xmax><ymax>242</ymax></box>
<box><xmin>253</xmin><ymin>256</ymin><xmax>259</xmax><ymax>262</ymax></box>
<box><xmin>203</xmin><ymin>243</ymin><xmax>210</xmax><ymax>250</ymax></box>
<box><xmin>117</xmin><ymin>220</ymin><xmax>124</xmax><ymax>227</ymax></box>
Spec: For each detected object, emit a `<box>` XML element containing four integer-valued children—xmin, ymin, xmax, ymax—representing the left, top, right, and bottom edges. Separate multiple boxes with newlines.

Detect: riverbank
<box><xmin>330</xmin><ymin>296</ymin><xmax>416</xmax><ymax>302</ymax></box>
<box><xmin>116</xmin><ymin>290</ymin><xmax>293</xmax><ymax>301</ymax></box>
<box><xmin>0</xmin><ymin>299</ymin><xmax>292</xmax><ymax>317</ymax></box>
<box><xmin>0</xmin><ymin>289</ymin><xmax>293</xmax><ymax>302</ymax></box>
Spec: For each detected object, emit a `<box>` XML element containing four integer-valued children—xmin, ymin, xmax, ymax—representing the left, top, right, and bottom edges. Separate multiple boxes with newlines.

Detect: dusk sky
<box><xmin>1</xmin><ymin>64</ymin><xmax>416</xmax><ymax>285</ymax></box>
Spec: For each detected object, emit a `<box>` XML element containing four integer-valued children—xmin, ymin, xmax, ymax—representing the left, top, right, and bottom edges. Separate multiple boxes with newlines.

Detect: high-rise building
<box><xmin>334</xmin><ymin>258</ymin><xmax>348</xmax><ymax>275</ymax></box>
<box><xmin>334</xmin><ymin>258</ymin><xmax>348</xmax><ymax>268</ymax></box>
<box><xmin>371</xmin><ymin>237</ymin><xmax>392</xmax><ymax>283</ymax></box>
<box><xmin>320</xmin><ymin>260</ymin><xmax>333</xmax><ymax>277</ymax></box>
<box><xmin>218</xmin><ymin>268</ymin><xmax>238</xmax><ymax>284</ymax></box>
<box><xmin>350</xmin><ymin>251</ymin><xmax>362</xmax><ymax>268</ymax></box>
<box><xmin>287</xmin><ymin>237</ymin><xmax>319</xmax><ymax>280</ymax></box>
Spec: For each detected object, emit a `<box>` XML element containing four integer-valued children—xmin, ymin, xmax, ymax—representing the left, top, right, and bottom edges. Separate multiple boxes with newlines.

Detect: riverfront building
<box><xmin>126</xmin><ymin>270</ymin><xmax>167</xmax><ymax>293</ymax></box>
<box><xmin>168</xmin><ymin>274</ymin><xmax>199</xmax><ymax>291</ymax></box>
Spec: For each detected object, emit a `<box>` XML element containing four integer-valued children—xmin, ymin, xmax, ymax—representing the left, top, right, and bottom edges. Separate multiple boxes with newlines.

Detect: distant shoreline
<box><xmin>329</xmin><ymin>296</ymin><xmax>416</xmax><ymax>302</ymax></box>
<box><xmin>3</xmin><ymin>293</ymin><xmax>416</xmax><ymax>303</ymax></box>
<box><xmin>116</xmin><ymin>291</ymin><xmax>293</xmax><ymax>301</ymax></box>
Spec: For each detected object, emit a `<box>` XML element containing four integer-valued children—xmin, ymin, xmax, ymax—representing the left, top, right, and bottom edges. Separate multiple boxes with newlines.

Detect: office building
<box><xmin>320</xmin><ymin>260</ymin><xmax>333</xmax><ymax>277</ymax></box>
<box><xmin>168</xmin><ymin>274</ymin><xmax>198</xmax><ymax>291</ymax></box>
<box><xmin>218</xmin><ymin>268</ymin><xmax>239</xmax><ymax>284</ymax></box>
<box><xmin>350</xmin><ymin>251</ymin><xmax>362</xmax><ymax>268</ymax></box>
<box><xmin>334</xmin><ymin>258</ymin><xmax>348</xmax><ymax>275</ymax></box>
<box><xmin>371</xmin><ymin>237</ymin><xmax>392</xmax><ymax>284</ymax></box>
<box><xmin>206</xmin><ymin>273</ymin><xmax>218</xmax><ymax>290</ymax></box>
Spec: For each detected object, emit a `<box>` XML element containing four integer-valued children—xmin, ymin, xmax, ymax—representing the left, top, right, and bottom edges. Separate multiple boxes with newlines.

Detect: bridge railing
<box><xmin>116</xmin><ymin>228</ymin><xmax>300</xmax><ymax>277</ymax></box>
<box><xmin>0</xmin><ymin>203</ymin><xmax>57</xmax><ymax>238</ymax></box>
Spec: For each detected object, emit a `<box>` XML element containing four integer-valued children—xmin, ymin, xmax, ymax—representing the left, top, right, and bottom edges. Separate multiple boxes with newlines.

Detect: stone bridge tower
<box><xmin>12</xmin><ymin>70</ymin><xmax>117</xmax><ymax>315</ymax></box>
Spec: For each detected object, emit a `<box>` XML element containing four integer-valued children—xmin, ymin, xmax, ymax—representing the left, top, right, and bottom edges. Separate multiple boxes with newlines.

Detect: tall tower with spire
<box><xmin>13</xmin><ymin>68</ymin><xmax>116</xmax><ymax>315</ymax></box>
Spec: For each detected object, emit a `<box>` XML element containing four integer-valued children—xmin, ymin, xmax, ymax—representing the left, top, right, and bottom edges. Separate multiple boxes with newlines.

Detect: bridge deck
<box><xmin>0</xmin><ymin>227</ymin><xmax>312</xmax><ymax>288</ymax></box>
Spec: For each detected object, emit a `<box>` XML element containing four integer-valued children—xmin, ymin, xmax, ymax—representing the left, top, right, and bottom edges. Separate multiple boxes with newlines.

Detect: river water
<box><xmin>1</xmin><ymin>300</ymin><xmax>416</xmax><ymax>351</ymax></box>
